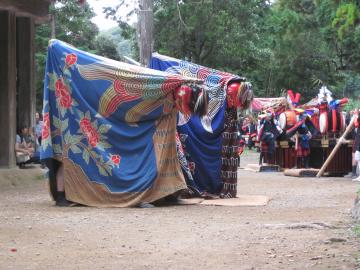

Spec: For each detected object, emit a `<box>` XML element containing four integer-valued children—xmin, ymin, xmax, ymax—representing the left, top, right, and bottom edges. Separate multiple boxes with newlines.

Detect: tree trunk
<box><xmin>50</xmin><ymin>2</ymin><xmax>55</xmax><ymax>39</ymax></box>
<box><xmin>50</xmin><ymin>13</ymin><xmax>55</xmax><ymax>38</ymax></box>
<box><xmin>138</xmin><ymin>0</ymin><xmax>153</xmax><ymax>67</ymax></box>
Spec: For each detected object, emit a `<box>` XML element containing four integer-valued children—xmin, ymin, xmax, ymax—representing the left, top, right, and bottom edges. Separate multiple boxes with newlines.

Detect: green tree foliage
<box><xmin>94</xmin><ymin>35</ymin><xmax>121</xmax><ymax>61</ymax></box>
<box><xmin>103</xmin><ymin>1</ymin><xmax>139</xmax><ymax>59</ymax></box>
<box><xmin>154</xmin><ymin>0</ymin><xmax>271</xmax><ymax>72</ymax></box>
<box><xmin>51</xmin><ymin>1</ymin><xmax>99</xmax><ymax>50</ymax></box>
<box><xmin>154</xmin><ymin>0</ymin><xmax>360</xmax><ymax>99</ymax></box>
<box><xmin>36</xmin><ymin>0</ymin><xmax>360</xmax><ymax>104</ymax></box>
<box><xmin>100</xmin><ymin>27</ymin><xmax>134</xmax><ymax>58</ymax></box>
<box><xmin>332</xmin><ymin>3</ymin><xmax>359</xmax><ymax>40</ymax></box>
<box><xmin>314</xmin><ymin>0</ymin><xmax>360</xmax><ymax>99</ymax></box>
<box><xmin>106</xmin><ymin>0</ymin><xmax>273</xmax><ymax>95</ymax></box>
<box><xmin>331</xmin><ymin>2</ymin><xmax>360</xmax><ymax>71</ymax></box>
<box><xmin>262</xmin><ymin>0</ymin><xmax>338</xmax><ymax>99</ymax></box>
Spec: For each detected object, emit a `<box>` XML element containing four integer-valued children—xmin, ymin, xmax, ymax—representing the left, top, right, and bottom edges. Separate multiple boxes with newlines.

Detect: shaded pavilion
<box><xmin>0</xmin><ymin>0</ymin><xmax>51</xmax><ymax>167</ymax></box>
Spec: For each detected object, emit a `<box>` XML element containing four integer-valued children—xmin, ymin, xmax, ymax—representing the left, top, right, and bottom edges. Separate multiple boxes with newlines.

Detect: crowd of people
<box><xmin>238</xmin><ymin>106</ymin><xmax>360</xmax><ymax>182</ymax></box>
<box><xmin>15</xmin><ymin>112</ymin><xmax>43</xmax><ymax>168</ymax></box>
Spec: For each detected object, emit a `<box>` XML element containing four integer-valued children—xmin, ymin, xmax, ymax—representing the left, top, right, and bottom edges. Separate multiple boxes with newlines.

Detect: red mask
<box><xmin>226</xmin><ymin>83</ymin><xmax>240</xmax><ymax>108</ymax></box>
<box><xmin>174</xmin><ymin>85</ymin><xmax>192</xmax><ymax>115</ymax></box>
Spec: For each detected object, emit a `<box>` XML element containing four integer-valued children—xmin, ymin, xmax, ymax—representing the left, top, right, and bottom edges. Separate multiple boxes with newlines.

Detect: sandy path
<box><xmin>0</xmin><ymin>151</ymin><xmax>359</xmax><ymax>270</ymax></box>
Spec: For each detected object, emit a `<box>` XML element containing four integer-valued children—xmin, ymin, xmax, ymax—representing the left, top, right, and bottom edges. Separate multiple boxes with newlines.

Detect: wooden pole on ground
<box><xmin>316</xmin><ymin>114</ymin><xmax>356</xmax><ymax>177</ymax></box>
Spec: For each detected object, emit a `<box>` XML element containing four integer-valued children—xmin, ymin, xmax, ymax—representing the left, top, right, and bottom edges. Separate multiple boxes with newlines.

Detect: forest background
<box><xmin>35</xmin><ymin>0</ymin><xmax>360</xmax><ymax>111</ymax></box>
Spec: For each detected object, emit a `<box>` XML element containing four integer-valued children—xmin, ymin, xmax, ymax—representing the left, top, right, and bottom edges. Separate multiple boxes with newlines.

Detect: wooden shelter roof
<box><xmin>0</xmin><ymin>0</ymin><xmax>51</xmax><ymax>22</ymax></box>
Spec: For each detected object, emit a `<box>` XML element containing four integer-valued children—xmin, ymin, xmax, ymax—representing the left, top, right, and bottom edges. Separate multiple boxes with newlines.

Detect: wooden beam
<box><xmin>0</xmin><ymin>10</ymin><xmax>17</xmax><ymax>168</ymax></box>
<box><xmin>17</xmin><ymin>16</ymin><xmax>36</xmax><ymax>131</ymax></box>
<box><xmin>0</xmin><ymin>0</ymin><xmax>51</xmax><ymax>23</ymax></box>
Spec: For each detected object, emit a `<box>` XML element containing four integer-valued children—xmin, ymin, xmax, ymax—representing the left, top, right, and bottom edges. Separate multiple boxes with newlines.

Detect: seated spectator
<box><xmin>15</xmin><ymin>127</ymin><xmax>31</xmax><ymax>168</ymax></box>
<box><xmin>15</xmin><ymin>126</ymin><xmax>40</xmax><ymax>168</ymax></box>
<box><xmin>28</xmin><ymin>128</ymin><xmax>40</xmax><ymax>149</ymax></box>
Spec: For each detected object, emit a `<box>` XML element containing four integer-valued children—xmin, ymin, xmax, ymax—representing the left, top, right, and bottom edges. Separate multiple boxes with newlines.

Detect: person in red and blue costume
<box><xmin>286</xmin><ymin>109</ymin><xmax>317</xmax><ymax>169</ymax></box>
<box><xmin>257</xmin><ymin>111</ymin><xmax>282</xmax><ymax>165</ymax></box>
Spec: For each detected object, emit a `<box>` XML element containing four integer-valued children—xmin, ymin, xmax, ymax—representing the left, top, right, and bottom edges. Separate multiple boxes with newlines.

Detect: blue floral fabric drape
<box><xmin>41</xmin><ymin>40</ymin><xmax>201</xmax><ymax>207</ymax></box>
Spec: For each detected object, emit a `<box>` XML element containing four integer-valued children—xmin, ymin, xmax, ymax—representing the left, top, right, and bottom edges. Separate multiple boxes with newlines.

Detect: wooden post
<box><xmin>16</xmin><ymin>16</ymin><xmax>36</xmax><ymax>131</ymax></box>
<box><xmin>316</xmin><ymin>115</ymin><xmax>356</xmax><ymax>177</ymax></box>
<box><xmin>50</xmin><ymin>13</ymin><xmax>55</xmax><ymax>38</ymax></box>
<box><xmin>137</xmin><ymin>0</ymin><xmax>153</xmax><ymax>66</ymax></box>
<box><xmin>0</xmin><ymin>10</ymin><xmax>17</xmax><ymax>168</ymax></box>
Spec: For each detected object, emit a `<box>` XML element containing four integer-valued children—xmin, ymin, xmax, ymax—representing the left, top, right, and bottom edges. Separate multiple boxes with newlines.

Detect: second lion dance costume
<box><xmin>220</xmin><ymin>82</ymin><xmax>253</xmax><ymax>198</ymax></box>
<box><xmin>149</xmin><ymin>53</ymin><xmax>254</xmax><ymax>199</ymax></box>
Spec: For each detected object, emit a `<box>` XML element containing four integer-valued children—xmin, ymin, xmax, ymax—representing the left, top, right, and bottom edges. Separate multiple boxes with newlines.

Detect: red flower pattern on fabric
<box><xmin>59</xmin><ymin>90</ymin><xmax>72</xmax><ymax>108</ymax></box>
<box><xmin>110</xmin><ymin>154</ymin><xmax>121</xmax><ymax>165</ymax></box>
<box><xmin>55</xmin><ymin>79</ymin><xmax>64</xmax><ymax>93</ymax></box>
<box><xmin>65</xmin><ymin>53</ymin><xmax>77</xmax><ymax>66</ymax></box>
<box><xmin>42</xmin><ymin>112</ymin><xmax>50</xmax><ymax>140</ymax></box>
<box><xmin>55</xmin><ymin>79</ymin><xmax>72</xmax><ymax>108</ymax></box>
<box><xmin>80</xmin><ymin>118</ymin><xmax>100</xmax><ymax>147</ymax></box>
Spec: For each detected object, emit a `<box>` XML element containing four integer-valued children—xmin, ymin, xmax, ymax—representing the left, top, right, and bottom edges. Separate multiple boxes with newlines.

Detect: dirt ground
<box><xmin>0</xmin><ymin>151</ymin><xmax>360</xmax><ymax>270</ymax></box>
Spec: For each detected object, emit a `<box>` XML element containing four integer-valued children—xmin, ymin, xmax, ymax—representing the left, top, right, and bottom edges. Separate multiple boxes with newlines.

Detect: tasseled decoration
<box><xmin>221</xmin><ymin>157</ymin><xmax>240</xmax><ymax>166</ymax></box>
<box><xmin>189</xmin><ymin>84</ymin><xmax>208</xmax><ymax>117</ymax></box>
<box><xmin>220</xmin><ymin>171</ymin><xmax>238</xmax><ymax>179</ymax></box>
<box><xmin>222</xmin><ymin>132</ymin><xmax>238</xmax><ymax>139</ymax></box>
<box><xmin>221</xmin><ymin>182</ymin><xmax>237</xmax><ymax>190</ymax></box>
<box><xmin>238</xmin><ymin>82</ymin><xmax>254</xmax><ymax>110</ymax></box>
<box><xmin>222</xmin><ymin>145</ymin><xmax>240</xmax><ymax>154</ymax></box>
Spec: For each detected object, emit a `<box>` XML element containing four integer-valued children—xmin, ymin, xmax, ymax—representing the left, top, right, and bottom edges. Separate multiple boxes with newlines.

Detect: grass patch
<box><xmin>355</xmin><ymin>226</ymin><xmax>360</xmax><ymax>270</ymax></box>
<box><xmin>355</xmin><ymin>224</ymin><xmax>360</xmax><ymax>238</ymax></box>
